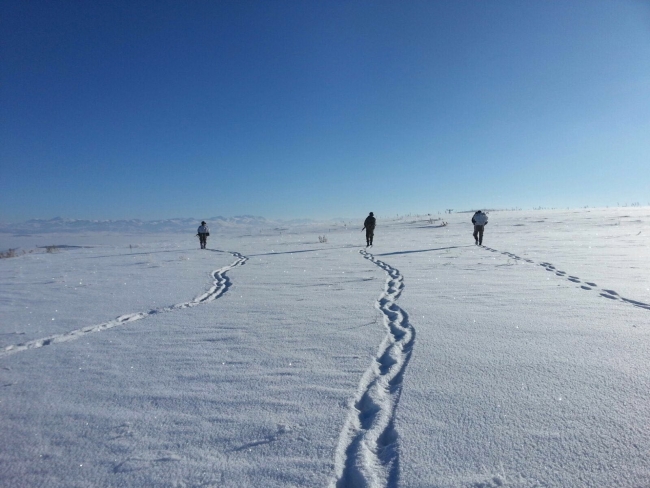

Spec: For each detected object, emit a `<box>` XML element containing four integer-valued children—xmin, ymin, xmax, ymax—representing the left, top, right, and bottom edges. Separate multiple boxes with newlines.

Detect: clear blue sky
<box><xmin>2</xmin><ymin>0</ymin><xmax>649</xmax><ymax>221</ymax></box>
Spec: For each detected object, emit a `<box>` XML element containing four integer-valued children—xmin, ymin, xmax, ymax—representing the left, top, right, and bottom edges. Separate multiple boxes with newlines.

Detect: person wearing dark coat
<box><xmin>362</xmin><ymin>212</ymin><xmax>376</xmax><ymax>247</ymax></box>
<box><xmin>471</xmin><ymin>210</ymin><xmax>488</xmax><ymax>245</ymax></box>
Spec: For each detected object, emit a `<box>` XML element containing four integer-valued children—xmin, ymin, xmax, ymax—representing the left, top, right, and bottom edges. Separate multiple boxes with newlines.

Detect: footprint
<box><xmin>0</xmin><ymin>251</ymin><xmax>249</xmax><ymax>359</ymax></box>
<box><xmin>600</xmin><ymin>293</ymin><xmax>618</xmax><ymax>300</ymax></box>
<box><xmin>621</xmin><ymin>298</ymin><xmax>650</xmax><ymax>310</ymax></box>
<box><xmin>499</xmin><ymin>252</ymin><xmax>650</xmax><ymax>312</ymax></box>
<box><xmin>340</xmin><ymin>250</ymin><xmax>415</xmax><ymax>487</ymax></box>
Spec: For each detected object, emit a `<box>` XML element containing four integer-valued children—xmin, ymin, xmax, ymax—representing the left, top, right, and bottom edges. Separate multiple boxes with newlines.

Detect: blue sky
<box><xmin>1</xmin><ymin>0</ymin><xmax>649</xmax><ymax>221</ymax></box>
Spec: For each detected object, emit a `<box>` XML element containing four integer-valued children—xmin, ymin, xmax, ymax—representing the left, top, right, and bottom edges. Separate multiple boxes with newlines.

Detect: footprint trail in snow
<box><xmin>0</xmin><ymin>252</ymin><xmax>248</xmax><ymax>358</ymax></box>
<box><xmin>481</xmin><ymin>246</ymin><xmax>650</xmax><ymax>311</ymax></box>
<box><xmin>331</xmin><ymin>250</ymin><xmax>415</xmax><ymax>488</ymax></box>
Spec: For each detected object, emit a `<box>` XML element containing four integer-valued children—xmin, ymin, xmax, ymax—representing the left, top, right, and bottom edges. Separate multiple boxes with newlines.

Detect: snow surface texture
<box><xmin>1</xmin><ymin>208</ymin><xmax>649</xmax><ymax>487</ymax></box>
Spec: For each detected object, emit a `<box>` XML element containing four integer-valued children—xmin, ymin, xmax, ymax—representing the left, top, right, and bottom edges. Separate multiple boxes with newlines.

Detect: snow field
<box><xmin>1</xmin><ymin>235</ymin><xmax>387</xmax><ymax>487</ymax></box>
<box><xmin>0</xmin><ymin>238</ymin><xmax>235</xmax><ymax>348</ymax></box>
<box><xmin>392</xmin><ymin>240</ymin><xmax>649</xmax><ymax>487</ymax></box>
<box><xmin>1</xmin><ymin>207</ymin><xmax>649</xmax><ymax>487</ymax></box>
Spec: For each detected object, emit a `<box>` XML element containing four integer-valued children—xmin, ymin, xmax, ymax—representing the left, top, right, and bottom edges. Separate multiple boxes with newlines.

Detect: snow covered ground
<box><xmin>1</xmin><ymin>207</ymin><xmax>649</xmax><ymax>487</ymax></box>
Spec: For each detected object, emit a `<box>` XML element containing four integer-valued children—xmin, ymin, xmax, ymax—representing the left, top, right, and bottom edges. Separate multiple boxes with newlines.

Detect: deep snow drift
<box><xmin>1</xmin><ymin>208</ymin><xmax>649</xmax><ymax>487</ymax></box>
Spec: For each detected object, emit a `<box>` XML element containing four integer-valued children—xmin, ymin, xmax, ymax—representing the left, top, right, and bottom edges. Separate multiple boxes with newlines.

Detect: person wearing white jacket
<box><xmin>197</xmin><ymin>221</ymin><xmax>210</xmax><ymax>249</ymax></box>
<box><xmin>471</xmin><ymin>210</ymin><xmax>488</xmax><ymax>245</ymax></box>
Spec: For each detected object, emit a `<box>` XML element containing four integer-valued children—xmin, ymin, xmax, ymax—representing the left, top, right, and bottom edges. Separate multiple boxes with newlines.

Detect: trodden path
<box><xmin>481</xmin><ymin>245</ymin><xmax>650</xmax><ymax>311</ymax></box>
<box><xmin>0</xmin><ymin>251</ymin><xmax>248</xmax><ymax>358</ymax></box>
<box><xmin>331</xmin><ymin>250</ymin><xmax>415</xmax><ymax>488</ymax></box>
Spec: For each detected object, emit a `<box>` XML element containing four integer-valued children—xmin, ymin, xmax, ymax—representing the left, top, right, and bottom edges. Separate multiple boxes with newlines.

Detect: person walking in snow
<box><xmin>472</xmin><ymin>210</ymin><xmax>488</xmax><ymax>245</ymax></box>
<box><xmin>362</xmin><ymin>212</ymin><xmax>376</xmax><ymax>247</ymax></box>
<box><xmin>197</xmin><ymin>221</ymin><xmax>210</xmax><ymax>249</ymax></box>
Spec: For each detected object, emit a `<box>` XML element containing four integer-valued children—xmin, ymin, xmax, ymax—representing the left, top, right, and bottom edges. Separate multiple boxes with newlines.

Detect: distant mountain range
<box><xmin>0</xmin><ymin>215</ymin><xmax>274</xmax><ymax>234</ymax></box>
<box><xmin>0</xmin><ymin>216</ymin><xmax>278</xmax><ymax>234</ymax></box>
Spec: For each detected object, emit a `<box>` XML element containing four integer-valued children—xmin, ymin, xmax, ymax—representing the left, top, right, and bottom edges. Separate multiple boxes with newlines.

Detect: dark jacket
<box><xmin>363</xmin><ymin>216</ymin><xmax>376</xmax><ymax>230</ymax></box>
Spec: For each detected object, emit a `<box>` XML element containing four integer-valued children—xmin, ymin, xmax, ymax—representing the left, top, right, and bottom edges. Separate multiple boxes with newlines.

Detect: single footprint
<box><xmin>568</xmin><ymin>278</ymin><xmax>581</xmax><ymax>283</ymax></box>
<box><xmin>600</xmin><ymin>293</ymin><xmax>618</xmax><ymax>300</ymax></box>
<box><xmin>621</xmin><ymin>298</ymin><xmax>650</xmax><ymax>309</ymax></box>
<box><xmin>585</xmin><ymin>282</ymin><xmax>597</xmax><ymax>287</ymax></box>
<box><xmin>581</xmin><ymin>285</ymin><xmax>592</xmax><ymax>290</ymax></box>
<box><xmin>602</xmin><ymin>289</ymin><xmax>619</xmax><ymax>296</ymax></box>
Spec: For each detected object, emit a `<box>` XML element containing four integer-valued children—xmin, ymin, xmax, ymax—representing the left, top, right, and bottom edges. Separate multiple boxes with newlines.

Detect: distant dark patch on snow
<box><xmin>377</xmin><ymin>245</ymin><xmax>472</xmax><ymax>256</ymax></box>
<box><xmin>37</xmin><ymin>245</ymin><xmax>89</xmax><ymax>249</ymax></box>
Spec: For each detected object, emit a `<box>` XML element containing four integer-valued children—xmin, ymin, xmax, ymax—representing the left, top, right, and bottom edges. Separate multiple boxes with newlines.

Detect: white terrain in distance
<box><xmin>1</xmin><ymin>207</ymin><xmax>649</xmax><ymax>488</ymax></box>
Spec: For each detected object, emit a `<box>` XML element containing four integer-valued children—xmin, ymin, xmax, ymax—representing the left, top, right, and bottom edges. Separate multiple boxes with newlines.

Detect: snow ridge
<box><xmin>482</xmin><ymin>246</ymin><xmax>650</xmax><ymax>311</ymax></box>
<box><xmin>0</xmin><ymin>251</ymin><xmax>248</xmax><ymax>358</ymax></box>
<box><xmin>331</xmin><ymin>250</ymin><xmax>415</xmax><ymax>488</ymax></box>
